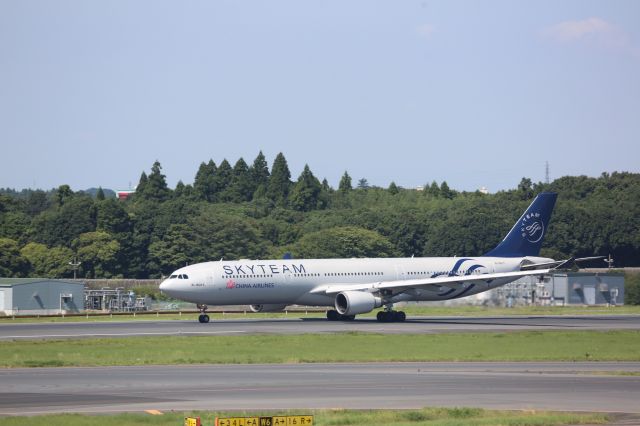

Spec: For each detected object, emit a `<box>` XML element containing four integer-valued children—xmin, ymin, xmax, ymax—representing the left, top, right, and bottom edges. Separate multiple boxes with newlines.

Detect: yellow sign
<box><xmin>286</xmin><ymin>416</ymin><xmax>313</xmax><ymax>425</ymax></box>
<box><xmin>185</xmin><ymin>417</ymin><xmax>201</xmax><ymax>426</ymax></box>
<box><xmin>216</xmin><ymin>416</ymin><xmax>313</xmax><ymax>426</ymax></box>
<box><xmin>216</xmin><ymin>418</ymin><xmax>259</xmax><ymax>426</ymax></box>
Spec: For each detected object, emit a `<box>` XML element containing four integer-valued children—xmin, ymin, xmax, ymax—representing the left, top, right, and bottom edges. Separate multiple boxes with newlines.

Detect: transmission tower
<box><xmin>545</xmin><ymin>161</ymin><xmax>550</xmax><ymax>185</ymax></box>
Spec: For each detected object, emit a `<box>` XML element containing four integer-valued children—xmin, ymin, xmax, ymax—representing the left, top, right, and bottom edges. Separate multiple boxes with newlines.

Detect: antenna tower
<box><xmin>545</xmin><ymin>161</ymin><xmax>550</xmax><ymax>185</ymax></box>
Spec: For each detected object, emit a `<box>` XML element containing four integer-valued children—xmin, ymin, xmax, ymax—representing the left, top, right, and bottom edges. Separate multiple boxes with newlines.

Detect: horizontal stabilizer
<box><xmin>520</xmin><ymin>256</ymin><xmax>606</xmax><ymax>271</ymax></box>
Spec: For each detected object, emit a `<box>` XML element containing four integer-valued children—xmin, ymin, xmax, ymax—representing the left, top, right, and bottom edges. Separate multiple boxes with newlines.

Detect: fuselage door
<box><xmin>395</xmin><ymin>264</ymin><xmax>407</xmax><ymax>281</ymax></box>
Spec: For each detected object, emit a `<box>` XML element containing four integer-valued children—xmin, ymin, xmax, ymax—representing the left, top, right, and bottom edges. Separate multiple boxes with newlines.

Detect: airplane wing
<box><xmin>310</xmin><ymin>269</ymin><xmax>551</xmax><ymax>295</ymax></box>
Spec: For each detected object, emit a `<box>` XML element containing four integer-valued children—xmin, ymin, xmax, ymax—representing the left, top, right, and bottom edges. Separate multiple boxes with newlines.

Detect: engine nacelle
<box><xmin>249</xmin><ymin>304</ymin><xmax>287</xmax><ymax>313</ymax></box>
<box><xmin>335</xmin><ymin>291</ymin><xmax>382</xmax><ymax>316</ymax></box>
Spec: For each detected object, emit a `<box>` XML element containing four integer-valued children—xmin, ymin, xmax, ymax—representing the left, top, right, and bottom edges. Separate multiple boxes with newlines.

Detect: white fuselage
<box><xmin>160</xmin><ymin>256</ymin><xmax>545</xmax><ymax>307</ymax></box>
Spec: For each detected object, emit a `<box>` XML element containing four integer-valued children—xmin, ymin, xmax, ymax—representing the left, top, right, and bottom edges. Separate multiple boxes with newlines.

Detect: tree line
<box><xmin>1</xmin><ymin>152</ymin><xmax>639</xmax><ymax>281</ymax></box>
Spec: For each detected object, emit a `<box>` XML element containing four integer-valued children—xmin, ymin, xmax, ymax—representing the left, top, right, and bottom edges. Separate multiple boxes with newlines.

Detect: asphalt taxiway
<box><xmin>1</xmin><ymin>315</ymin><xmax>639</xmax><ymax>340</ymax></box>
<box><xmin>1</xmin><ymin>362</ymin><xmax>639</xmax><ymax>415</ymax></box>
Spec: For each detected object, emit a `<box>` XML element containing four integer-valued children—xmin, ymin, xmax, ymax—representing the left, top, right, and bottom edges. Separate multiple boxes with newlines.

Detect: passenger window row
<box><xmin>222</xmin><ymin>275</ymin><xmax>274</xmax><ymax>279</ymax></box>
<box><xmin>324</xmin><ymin>272</ymin><xmax>383</xmax><ymax>277</ymax></box>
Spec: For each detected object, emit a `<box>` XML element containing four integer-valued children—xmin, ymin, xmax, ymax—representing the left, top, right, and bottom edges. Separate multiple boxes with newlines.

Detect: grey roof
<box><xmin>0</xmin><ymin>278</ymin><xmax>84</xmax><ymax>287</ymax></box>
<box><xmin>551</xmin><ymin>271</ymin><xmax>624</xmax><ymax>277</ymax></box>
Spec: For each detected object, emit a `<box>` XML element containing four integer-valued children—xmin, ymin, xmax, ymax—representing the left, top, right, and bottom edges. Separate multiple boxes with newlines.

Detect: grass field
<box><xmin>0</xmin><ymin>408</ymin><xmax>610</xmax><ymax>426</ymax></box>
<box><xmin>1</xmin><ymin>305</ymin><xmax>638</xmax><ymax>323</ymax></box>
<box><xmin>1</xmin><ymin>330</ymin><xmax>639</xmax><ymax>367</ymax></box>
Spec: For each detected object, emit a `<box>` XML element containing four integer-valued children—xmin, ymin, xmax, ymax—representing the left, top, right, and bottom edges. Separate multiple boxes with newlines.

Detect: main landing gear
<box><xmin>326</xmin><ymin>310</ymin><xmax>356</xmax><ymax>321</ymax></box>
<box><xmin>376</xmin><ymin>305</ymin><xmax>406</xmax><ymax>322</ymax></box>
<box><xmin>197</xmin><ymin>304</ymin><xmax>210</xmax><ymax>323</ymax></box>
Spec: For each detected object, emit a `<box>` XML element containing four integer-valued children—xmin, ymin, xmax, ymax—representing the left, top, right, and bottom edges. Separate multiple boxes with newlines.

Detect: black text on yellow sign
<box><xmin>216</xmin><ymin>415</ymin><xmax>313</xmax><ymax>426</ymax></box>
<box><xmin>184</xmin><ymin>417</ymin><xmax>201</xmax><ymax>426</ymax></box>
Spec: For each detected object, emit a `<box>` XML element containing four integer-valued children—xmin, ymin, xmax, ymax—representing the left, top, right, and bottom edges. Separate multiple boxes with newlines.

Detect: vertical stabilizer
<box><xmin>484</xmin><ymin>192</ymin><xmax>557</xmax><ymax>258</ymax></box>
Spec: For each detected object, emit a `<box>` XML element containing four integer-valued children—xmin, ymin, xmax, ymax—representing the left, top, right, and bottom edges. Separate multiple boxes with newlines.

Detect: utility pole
<box><xmin>604</xmin><ymin>254</ymin><xmax>614</xmax><ymax>269</ymax></box>
<box><xmin>68</xmin><ymin>257</ymin><xmax>81</xmax><ymax>279</ymax></box>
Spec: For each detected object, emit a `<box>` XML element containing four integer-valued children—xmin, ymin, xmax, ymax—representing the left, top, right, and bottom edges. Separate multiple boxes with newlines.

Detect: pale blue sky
<box><xmin>1</xmin><ymin>1</ymin><xmax>639</xmax><ymax>192</ymax></box>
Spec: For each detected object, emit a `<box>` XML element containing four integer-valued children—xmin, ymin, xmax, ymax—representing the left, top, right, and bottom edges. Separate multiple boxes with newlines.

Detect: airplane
<box><xmin>159</xmin><ymin>192</ymin><xmax>600</xmax><ymax>323</ymax></box>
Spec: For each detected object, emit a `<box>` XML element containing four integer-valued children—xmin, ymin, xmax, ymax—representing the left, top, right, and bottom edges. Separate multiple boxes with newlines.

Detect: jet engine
<box><xmin>335</xmin><ymin>291</ymin><xmax>382</xmax><ymax>316</ymax></box>
<box><xmin>249</xmin><ymin>304</ymin><xmax>287</xmax><ymax>313</ymax></box>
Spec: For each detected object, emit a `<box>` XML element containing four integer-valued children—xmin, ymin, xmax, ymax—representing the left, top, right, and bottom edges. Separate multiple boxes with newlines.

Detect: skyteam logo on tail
<box><xmin>521</xmin><ymin>212</ymin><xmax>544</xmax><ymax>243</ymax></box>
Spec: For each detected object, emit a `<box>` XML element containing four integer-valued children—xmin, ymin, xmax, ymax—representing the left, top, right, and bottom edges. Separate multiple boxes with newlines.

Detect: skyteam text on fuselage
<box><xmin>160</xmin><ymin>192</ymin><xmax>598</xmax><ymax>323</ymax></box>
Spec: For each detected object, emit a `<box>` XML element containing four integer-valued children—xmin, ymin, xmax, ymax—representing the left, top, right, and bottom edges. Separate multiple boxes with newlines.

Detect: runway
<box><xmin>1</xmin><ymin>315</ymin><xmax>639</xmax><ymax>340</ymax></box>
<box><xmin>1</xmin><ymin>362</ymin><xmax>639</xmax><ymax>415</ymax></box>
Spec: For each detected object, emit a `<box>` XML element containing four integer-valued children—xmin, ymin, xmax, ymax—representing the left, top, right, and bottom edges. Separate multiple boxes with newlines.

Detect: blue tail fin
<box><xmin>484</xmin><ymin>192</ymin><xmax>557</xmax><ymax>258</ymax></box>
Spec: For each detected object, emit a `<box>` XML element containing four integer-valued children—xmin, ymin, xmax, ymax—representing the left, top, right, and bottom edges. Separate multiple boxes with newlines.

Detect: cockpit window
<box><xmin>178</xmin><ymin>274</ymin><xmax>184</xmax><ymax>279</ymax></box>
<box><xmin>183</xmin><ymin>274</ymin><xmax>189</xmax><ymax>279</ymax></box>
<box><xmin>169</xmin><ymin>275</ymin><xmax>177</xmax><ymax>279</ymax></box>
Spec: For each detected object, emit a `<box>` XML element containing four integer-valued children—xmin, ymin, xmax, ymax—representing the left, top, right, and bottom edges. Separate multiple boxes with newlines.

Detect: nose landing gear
<box><xmin>197</xmin><ymin>304</ymin><xmax>210</xmax><ymax>323</ymax></box>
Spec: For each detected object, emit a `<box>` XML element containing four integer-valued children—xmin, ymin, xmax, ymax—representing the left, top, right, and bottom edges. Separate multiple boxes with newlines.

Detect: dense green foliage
<box><xmin>624</xmin><ymin>271</ymin><xmax>640</xmax><ymax>305</ymax></box>
<box><xmin>1</xmin><ymin>153</ymin><xmax>639</xmax><ymax>279</ymax></box>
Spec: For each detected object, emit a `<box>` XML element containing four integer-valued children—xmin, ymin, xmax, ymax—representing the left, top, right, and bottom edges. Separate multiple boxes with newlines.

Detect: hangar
<box><xmin>540</xmin><ymin>271</ymin><xmax>624</xmax><ymax>306</ymax></box>
<box><xmin>498</xmin><ymin>271</ymin><xmax>625</xmax><ymax>306</ymax></box>
<box><xmin>0</xmin><ymin>279</ymin><xmax>84</xmax><ymax>316</ymax></box>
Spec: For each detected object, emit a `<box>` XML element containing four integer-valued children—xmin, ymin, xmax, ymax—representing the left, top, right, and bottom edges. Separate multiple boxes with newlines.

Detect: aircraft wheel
<box><xmin>343</xmin><ymin>315</ymin><xmax>356</xmax><ymax>321</ymax></box>
<box><xmin>395</xmin><ymin>311</ymin><xmax>406</xmax><ymax>322</ymax></box>
<box><xmin>376</xmin><ymin>311</ymin><xmax>389</xmax><ymax>322</ymax></box>
<box><xmin>327</xmin><ymin>310</ymin><xmax>340</xmax><ymax>321</ymax></box>
<box><xmin>198</xmin><ymin>314</ymin><xmax>210</xmax><ymax>323</ymax></box>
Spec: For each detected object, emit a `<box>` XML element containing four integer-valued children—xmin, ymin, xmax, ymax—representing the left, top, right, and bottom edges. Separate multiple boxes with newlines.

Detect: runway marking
<box><xmin>0</xmin><ymin>331</ymin><xmax>247</xmax><ymax>339</ymax></box>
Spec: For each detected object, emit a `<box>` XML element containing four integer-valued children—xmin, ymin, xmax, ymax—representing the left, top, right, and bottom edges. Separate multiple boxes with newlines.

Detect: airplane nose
<box><xmin>159</xmin><ymin>279</ymin><xmax>171</xmax><ymax>292</ymax></box>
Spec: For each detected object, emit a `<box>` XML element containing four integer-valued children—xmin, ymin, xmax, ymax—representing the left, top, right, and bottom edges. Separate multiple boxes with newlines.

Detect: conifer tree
<box><xmin>142</xmin><ymin>161</ymin><xmax>171</xmax><ymax>202</ymax></box>
<box><xmin>96</xmin><ymin>187</ymin><xmax>105</xmax><ymax>201</ymax></box>
<box><xmin>440</xmin><ymin>181</ymin><xmax>453</xmax><ymax>199</ymax></box>
<box><xmin>426</xmin><ymin>180</ymin><xmax>440</xmax><ymax>197</ymax></box>
<box><xmin>194</xmin><ymin>159</ymin><xmax>218</xmax><ymax>201</ymax></box>
<box><xmin>249</xmin><ymin>151</ymin><xmax>270</xmax><ymax>195</ymax></box>
<box><xmin>290</xmin><ymin>164</ymin><xmax>322</xmax><ymax>211</ymax></box>
<box><xmin>215</xmin><ymin>159</ymin><xmax>233</xmax><ymax>198</ymax></box>
<box><xmin>266</xmin><ymin>152</ymin><xmax>292</xmax><ymax>205</ymax></box>
<box><xmin>136</xmin><ymin>172</ymin><xmax>148</xmax><ymax>196</ymax></box>
<box><xmin>338</xmin><ymin>171</ymin><xmax>352</xmax><ymax>193</ymax></box>
<box><xmin>227</xmin><ymin>158</ymin><xmax>253</xmax><ymax>202</ymax></box>
<box><xmin>357</xmin><ymin>178</ymin><xmax>369</xmax><ymax>190</ymax></box>
<box><xmin>55</xmin><ymin>185</ymin><xmax>73</xmax><ymax>206</ymax></box>
<box><xmin>318</xmin><ymin>178</ymin><xmax>332</xmax><ymax>209</ymax></box>
<box><xmin>174</xmin><ymin>181</ymin><xmax>185</xmax><ymax>198</ymax></box>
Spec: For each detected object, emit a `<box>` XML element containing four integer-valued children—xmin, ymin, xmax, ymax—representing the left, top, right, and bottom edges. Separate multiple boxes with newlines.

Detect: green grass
<box><xmin>395</xmin><ymin>304</ymin><xmax>640</xmax><ymax>317</ymax></box>
<box><xmin>0</xmin><ymin>408</ymin><xmax>610</xmax><ymax>426</ymax></box>
<box><xmin>1</xmin><ymin>330</ymin><xmax>639</xmax><ymax>368</ymax></box>
<box><xmin>577</xmin><ymin>370</ymin><xmax>640</xmax><ymax>377</ymax></box>
<box><xmin>1</xmin><ymin>305</ymin><xmax>639</xmax><ymax>324</ymax></box>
